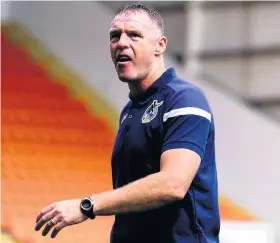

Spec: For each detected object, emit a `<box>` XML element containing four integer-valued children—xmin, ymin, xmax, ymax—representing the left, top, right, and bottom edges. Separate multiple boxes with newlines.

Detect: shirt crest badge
<box><xmin>142</xmin><ymin>100</ymin><xmax>164</xmax><ymax>123</ymax></box>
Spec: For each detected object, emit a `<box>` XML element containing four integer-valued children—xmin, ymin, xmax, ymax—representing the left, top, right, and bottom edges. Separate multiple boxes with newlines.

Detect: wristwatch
<box><xmin>80</xmin><ymin>197</ymin><xmax>96</xmax><ymax>219</ymax></box>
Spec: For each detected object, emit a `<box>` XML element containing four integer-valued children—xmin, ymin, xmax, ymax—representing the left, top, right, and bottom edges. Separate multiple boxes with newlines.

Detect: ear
<box><xmin>155</xmin><ymin>36</ymin><xmax>167</xmax><ymax>56</ymax></box>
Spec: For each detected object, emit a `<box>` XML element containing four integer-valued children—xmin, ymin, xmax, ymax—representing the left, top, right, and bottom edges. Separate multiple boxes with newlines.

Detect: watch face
<box><xmin>82</xmin><ymin>198</ymin><xmax>92</xmax><ymax>210</ymax></box>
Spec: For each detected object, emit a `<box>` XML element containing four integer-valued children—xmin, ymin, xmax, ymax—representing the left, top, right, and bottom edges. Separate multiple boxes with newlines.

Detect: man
<box><xmin>35</xmin><ymin>3</ymin><xmax>220</xmax><ymax>243</ymax></box>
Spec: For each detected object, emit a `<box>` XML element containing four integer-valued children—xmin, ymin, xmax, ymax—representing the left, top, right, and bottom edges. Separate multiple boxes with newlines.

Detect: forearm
<box><xmin>91</xmin><ymin>171</ymin><xmax>184</xmax><ymax>216</ymax></box>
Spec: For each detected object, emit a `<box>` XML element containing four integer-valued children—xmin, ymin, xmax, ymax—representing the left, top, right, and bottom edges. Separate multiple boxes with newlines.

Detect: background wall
<box><xmin>200</xmin><ymin>3</ymin><xmax>280</xmax><ymax>99</ymax></box>
<box><xmin>0</xmin><ymin>1</ymin><xmax>11</xmax><ymax>21</ymax></box>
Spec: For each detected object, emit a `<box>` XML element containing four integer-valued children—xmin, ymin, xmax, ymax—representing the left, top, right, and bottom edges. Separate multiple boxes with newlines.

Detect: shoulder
<box><xmin>160</xmin><ymin>76</ymin><xmax>214</xmax><ymax>158</ymax></box>
<box><xmin>163</xmin><ymin>76</ymin><xmax>212</xmax><ymax>115</ymax></box>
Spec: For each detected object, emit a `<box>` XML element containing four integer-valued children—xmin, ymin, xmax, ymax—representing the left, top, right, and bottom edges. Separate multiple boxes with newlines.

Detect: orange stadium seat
<box><xmin>1</xmin><ymin>28</ymin><xmax>114</xmax><ymax>243</ymax></box>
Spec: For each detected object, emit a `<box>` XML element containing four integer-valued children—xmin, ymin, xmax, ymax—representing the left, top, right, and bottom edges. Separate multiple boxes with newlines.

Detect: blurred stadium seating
<box><xmin>1</xmin><ymin>27</ymin><xmax>115</xmax><ymax>243</ymax></box>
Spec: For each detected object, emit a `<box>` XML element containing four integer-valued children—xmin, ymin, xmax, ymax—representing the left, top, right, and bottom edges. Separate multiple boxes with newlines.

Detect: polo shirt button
<box><xmin>128</xmin><ymin>115</ymin><xmax>132</xmax><ymax>118</ymax></box>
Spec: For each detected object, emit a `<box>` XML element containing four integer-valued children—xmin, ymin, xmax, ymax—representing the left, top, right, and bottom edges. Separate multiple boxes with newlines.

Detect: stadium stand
<box><xmin>1</xmin><ymin>26</ymin><xmax>115</xmax><ymax>243</ymax></box>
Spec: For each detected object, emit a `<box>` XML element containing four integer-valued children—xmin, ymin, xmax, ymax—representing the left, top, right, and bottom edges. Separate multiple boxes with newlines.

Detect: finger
<box><xmin>36</xmin><ymin>204</ymin><xmax>54</xmax><ymax>223</ymax></box>
<box><xmin>50</xmin><ymin>220</ymin><xmax>67</xmax><ymax>238</ymax></box>
<box><xmin>35</xmin><ymin>209</ymin><xmax>56</xmax><ymax>231</ymax></box>
<box><xmin>42</xmin><ymin>215</ymin><xmax>61</xmax><ymax>237</ymax></box>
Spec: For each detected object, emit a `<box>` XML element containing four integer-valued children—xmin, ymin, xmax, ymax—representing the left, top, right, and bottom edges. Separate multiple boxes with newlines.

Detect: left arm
<box><xmin>34</xmin><ymin>149</ymin><xmax>200</xmax><ymax>238</ymax></box>
<box><xmin>91</xmin><ymin>148</ymin><xmax>201</xmax><ymax>215</ymax></box>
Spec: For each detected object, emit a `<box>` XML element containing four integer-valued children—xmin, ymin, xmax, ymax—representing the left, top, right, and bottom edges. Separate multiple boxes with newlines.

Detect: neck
<box><xmin>129</xmin><ymin>62</ymin><xmax>166</xmax><ymax>97</ymax></box>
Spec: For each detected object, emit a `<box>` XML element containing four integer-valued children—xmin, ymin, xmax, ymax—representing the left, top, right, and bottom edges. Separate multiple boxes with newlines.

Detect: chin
<box><xmin>118</xmin><ymin>73</ymin><xmax>137</xmax><ymax>83</ymax></box>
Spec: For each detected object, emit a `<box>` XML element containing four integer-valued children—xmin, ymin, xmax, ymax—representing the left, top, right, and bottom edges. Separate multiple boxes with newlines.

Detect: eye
<box><xmin>110</xmin><ymin>32</ymin><xmax>120</xmax><ymax>42</ymax></box>
<box><xmin>129</xmin><ymin>32</ymin><xmax>141</xmax><ymax>39</ymax></box>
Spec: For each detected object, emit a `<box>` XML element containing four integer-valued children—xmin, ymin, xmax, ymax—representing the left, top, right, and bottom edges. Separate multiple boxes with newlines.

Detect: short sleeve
<box><xmin>162</xmin><ymin>88</ymin><xmax>212</xmax><ymax>159</ymax></box>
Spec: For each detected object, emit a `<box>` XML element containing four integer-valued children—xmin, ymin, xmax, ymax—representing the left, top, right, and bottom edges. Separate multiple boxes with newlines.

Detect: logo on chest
<box><xmin>142</xmin><ymin>100</ymin><xmax>164</xmax><ymax>123</ymax></box>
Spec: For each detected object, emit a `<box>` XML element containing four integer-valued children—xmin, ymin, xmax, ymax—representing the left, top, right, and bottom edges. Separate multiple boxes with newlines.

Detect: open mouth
<box><xmin>116</xmin><ymin>54</ymin><xmax>132</xmax><ymax>64</ymax></box>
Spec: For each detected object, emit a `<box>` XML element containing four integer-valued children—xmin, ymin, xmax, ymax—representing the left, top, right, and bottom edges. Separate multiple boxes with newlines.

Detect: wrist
<box><xmin>89</xmin><ymin>194</ymin><xmax>100</xmax><ymax>215</ymax></box>
<box><xmin>80</xmin><ymin>196</ymin><xmax>96</xmax><ymax>219</ymax></box>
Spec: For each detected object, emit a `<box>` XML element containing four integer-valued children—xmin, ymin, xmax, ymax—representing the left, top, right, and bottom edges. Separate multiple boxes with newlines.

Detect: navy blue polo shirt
<box><xmin>110</xmin><ymin>67</ymin><xmax>220</xmax><ymax>243</ymax></box>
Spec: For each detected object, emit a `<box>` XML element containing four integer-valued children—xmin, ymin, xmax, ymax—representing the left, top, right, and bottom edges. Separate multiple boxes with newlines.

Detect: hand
<box><xmin>34</xmin><ymin>199</ymin><xmax>88</xmax><ymax>238</ymax></box>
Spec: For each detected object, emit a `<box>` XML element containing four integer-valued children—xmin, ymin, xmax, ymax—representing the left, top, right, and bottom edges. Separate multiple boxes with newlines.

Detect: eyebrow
<box><xmin>109</xmin><ymin>30</ymin><xmax>120</xmax><ymax>36</ymax></box>
<box><xmin>109</xmin><ymin>29</ymin><xmax>143</xmax><ymax>36</ymax></box>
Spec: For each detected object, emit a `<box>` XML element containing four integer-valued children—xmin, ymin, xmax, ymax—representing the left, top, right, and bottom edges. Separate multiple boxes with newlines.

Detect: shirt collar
<box><xmin>129</xmin><ymin>67</ymin><xmax>177</xmax><ymax>105</ymax></box>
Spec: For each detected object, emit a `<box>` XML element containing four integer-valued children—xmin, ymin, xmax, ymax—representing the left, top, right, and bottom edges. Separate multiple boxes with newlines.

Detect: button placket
<box><xmin>124</xmin><ymin>108</ymin><xmax>134</xmax><ymax>136</ymax></box>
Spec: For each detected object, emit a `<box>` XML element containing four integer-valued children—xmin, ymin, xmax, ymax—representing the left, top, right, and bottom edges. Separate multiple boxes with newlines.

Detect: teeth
<box><xmin>118</xmin><ymin>55</ymin><xmax>130</xmax><ymax>62</ymax></box>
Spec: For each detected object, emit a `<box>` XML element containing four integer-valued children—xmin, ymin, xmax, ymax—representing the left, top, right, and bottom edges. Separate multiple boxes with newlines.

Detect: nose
<box><xmin>117</xmin><ymin>33</ymin><xmax>129</xmax><ymax>49</ymax></box>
